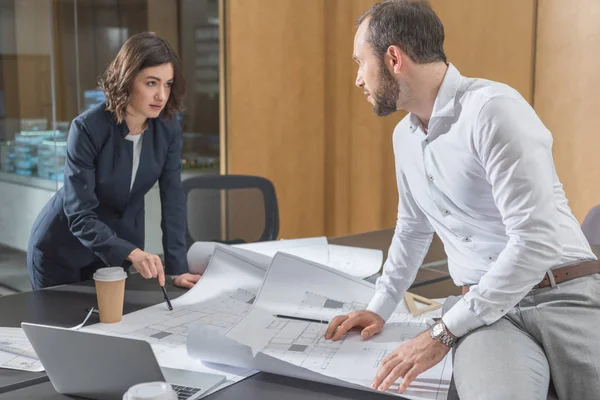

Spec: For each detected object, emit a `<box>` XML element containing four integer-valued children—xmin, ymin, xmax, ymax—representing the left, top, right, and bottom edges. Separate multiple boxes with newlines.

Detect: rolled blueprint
<box><xmin>187</xmin><ymin>242</ymin><xmax>271</xmax><ymax>275</ymax></box>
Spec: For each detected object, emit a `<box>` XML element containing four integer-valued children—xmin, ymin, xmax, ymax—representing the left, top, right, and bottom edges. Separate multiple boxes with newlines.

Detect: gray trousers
<box><xmin>443</xmin><ymin>273</ymin><xmax>600</xmax><ymax>400</ymax></box>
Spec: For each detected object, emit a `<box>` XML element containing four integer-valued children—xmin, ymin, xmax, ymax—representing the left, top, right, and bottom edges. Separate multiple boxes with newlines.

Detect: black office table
<box><xmin>0</xmin><ymin>230</ymin><xmax>457</xmax><ymax>399</ymax></box>
<box><xmin>0</xmin><ymin>275</ymin><xmax>189</xmax><ymax>396</ymax></box>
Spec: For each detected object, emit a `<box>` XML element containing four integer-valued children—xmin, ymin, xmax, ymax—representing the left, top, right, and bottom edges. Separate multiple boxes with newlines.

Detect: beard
<box><xmin>371</xmin><ymin>62</ymin><xmax>407</xmax><ymax>117</ymax></box>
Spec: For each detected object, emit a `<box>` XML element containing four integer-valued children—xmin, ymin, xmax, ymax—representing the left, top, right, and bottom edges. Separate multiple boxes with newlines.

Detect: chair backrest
<box><xmin>581</xmin><ymin>204</ymin><xmax>600</xmax><ymax>245</ymax></box>
<box><xmin>181</xmin><ymin>174</ymin><xmax>279</xmax><ymax>248</ymax></box>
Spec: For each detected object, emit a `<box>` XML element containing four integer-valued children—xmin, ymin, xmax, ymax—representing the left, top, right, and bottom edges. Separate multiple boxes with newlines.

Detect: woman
<box><xmin>27</xmin><ymin>32</ymin><xmax>200</xmax><ymax>290</ymax></box>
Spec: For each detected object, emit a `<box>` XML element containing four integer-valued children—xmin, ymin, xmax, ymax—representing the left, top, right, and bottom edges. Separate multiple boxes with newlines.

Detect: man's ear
<box><xmin>385</xmin><ymin>45</ymin><xmax>404</xmax><ymax>74</ymax></box>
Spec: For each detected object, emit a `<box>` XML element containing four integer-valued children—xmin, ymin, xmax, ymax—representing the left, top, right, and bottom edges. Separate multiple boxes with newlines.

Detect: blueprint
<box><xmin>234</xmin><ymin>237</ymin><xmax>383</xmax><ymax>279</ymax></box>
<box><xmin>187</xmin><ymin>242</ymin><xmax>272</xmax><ymax>276</ymax></box>
<box><xmin>188</xmin><ymin>252</ymin><xmax>450</xmax><ymax>399</ymax></box>
<box><xmin>0</xmin><ymin>327</ymin><xmax>44</xmax><ymax>372</ymax></box>
<box><xmin>0</xmin><ymin>308</ymin><xmax>96</xmax><ymax>372</ymax></box>
<box><xmin>80</xmin><ymin>246</ymin><xmax>266</xmax><ymax>392</ymax></box>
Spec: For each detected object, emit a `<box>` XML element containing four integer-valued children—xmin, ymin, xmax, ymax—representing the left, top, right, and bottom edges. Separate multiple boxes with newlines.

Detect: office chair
<box><xmin>581</xmin><ymin>204</ymin><xmax>600</xmax><ymax>245</ymax></box>
<box><xmin>181</xmin><ymin>174</ymin><xmax>279</xmax><ymax>248</ymax></box>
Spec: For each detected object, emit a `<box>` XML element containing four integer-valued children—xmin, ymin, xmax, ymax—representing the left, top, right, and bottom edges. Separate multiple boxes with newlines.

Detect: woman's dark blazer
<box><xmin>28</xmin><ymin>102</ymin><xmax>188</xmax><ymax>276</ymax></box>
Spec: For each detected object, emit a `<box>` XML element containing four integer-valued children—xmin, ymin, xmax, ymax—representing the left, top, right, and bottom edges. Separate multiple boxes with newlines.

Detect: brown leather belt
<box><xmin>462</xmin><ymin>259</ymin><xmax>600</xmax><ymax>295</ymax></box>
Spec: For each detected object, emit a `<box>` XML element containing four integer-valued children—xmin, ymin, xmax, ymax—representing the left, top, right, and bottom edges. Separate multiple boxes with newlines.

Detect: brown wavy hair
<box><xmin>98</xmin><ymin>32</ymin><xmax>186</xmax><ymax>122</ymax></box>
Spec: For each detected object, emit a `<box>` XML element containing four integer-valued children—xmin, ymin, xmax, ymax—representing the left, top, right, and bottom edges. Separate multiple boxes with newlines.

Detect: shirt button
<box><xmin>443</xmin><ymin>209</ymin><xmax>450</xmax><ymax>216</ymax></box>
<box><xmin>463</xmin><ymin>237</ymin><xmax>471</xmax><ymax>242</ymax></box>
<box><xmin>428</xmin><ymin>175</ymin><xmax>434</xmax><ymax>182</ymax></box>
<box><xmin>488</xmin><ymin>256</ymin><xmax>493</xmax><ymax>260</ymax></box>
<box><xmin>425</xmin><ymin>138</ymin><xmax>429</xmax><ymax>143</ymax></box>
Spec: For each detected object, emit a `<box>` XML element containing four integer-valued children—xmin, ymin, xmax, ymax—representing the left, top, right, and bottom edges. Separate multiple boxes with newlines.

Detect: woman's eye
<box><xmin>166</xmin><ymin>82</ymin><xmax>173</xmax><ymax>88</ymax></box>
<box><xmin>147</xmin><ymin>81</ymin><xmax>156</xmax><ymax>87</ymax></box>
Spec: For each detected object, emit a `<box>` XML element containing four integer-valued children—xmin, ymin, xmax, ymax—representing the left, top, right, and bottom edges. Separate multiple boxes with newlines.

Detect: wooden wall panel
<box><xmin>323</xmin><ymin>0</ymin><xmax>536</xmax><ymax>237</ymax></box>
<box><xmin>147</xmin><ymin>0</ymin><xmax>179</xmax><ymax>53</ymax></box>
<box><xmin>324</xmin><ymin>0</ymin><xmax>401</xmax><ymax>237</ymax></box>
<box><xmin>431</xmin><ymin>0</ymin><xmax>536</xmax><ymax>103</ymax></box>
<box><xmin>225</xmin><ymin>0</ymin><xmax>536</xmax><ymax>239</ymax></box>
<box><xmin>534</xmin><ymin>0</ymin><xmax>600</xmax><ymax>222</ymax></box>
<box><xmin>225</xmin><ymin>0</ymin><xmax>326</xmax><ymax>238</ymax></box>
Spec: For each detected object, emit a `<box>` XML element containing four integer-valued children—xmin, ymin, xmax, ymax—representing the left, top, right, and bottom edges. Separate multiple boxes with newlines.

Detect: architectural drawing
<box><xmin>0</xmin><ymin>328</ymin><xmax>44</xmax><ymax>372</ymax></box>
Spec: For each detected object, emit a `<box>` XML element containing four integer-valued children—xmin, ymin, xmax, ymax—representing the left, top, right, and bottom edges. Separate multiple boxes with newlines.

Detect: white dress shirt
<box><xmin>366</xmin><ymin>63</ymin><xmax>596</xmax><ymax>337</ymax></box>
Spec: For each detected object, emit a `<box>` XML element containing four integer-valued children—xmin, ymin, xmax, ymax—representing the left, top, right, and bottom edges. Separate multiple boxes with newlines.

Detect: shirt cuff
<box><xmin>367</xmin><ymin>292</ymin><xmax>398</xmax><ymax>322</ymax></box>
<box><xmin>441</xmin><ymin>297</ymin><xmax>486</xmax><ymax>338</ymax></box>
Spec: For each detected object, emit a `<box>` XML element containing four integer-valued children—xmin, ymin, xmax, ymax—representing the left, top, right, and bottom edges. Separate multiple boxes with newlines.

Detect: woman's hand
<box><xmin>127</xmin><ymin>248</ymin><xmax>165</xmax><ymax>286</ymax></box>
<box><xmin>173</xmin><ymin>273</ymin><xmax>202</xmax><ymax>289</ymax></box>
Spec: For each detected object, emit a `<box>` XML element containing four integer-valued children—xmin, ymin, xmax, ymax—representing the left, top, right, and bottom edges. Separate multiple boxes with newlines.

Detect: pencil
<box><xmin>161</xmin><ymin>285</ymin><xmax>173</xmax><ymax>311</ymax></box>
<box><xmin>274</xmin><ymin>314</ymin><xmax>329</xmax><ymax>324</ymax></box>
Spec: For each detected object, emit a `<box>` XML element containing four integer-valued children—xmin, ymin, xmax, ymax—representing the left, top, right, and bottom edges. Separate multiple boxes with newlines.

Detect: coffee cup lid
<box><xmin>93</xmin><ymin>267</ymin><xmax>127</xmax><ymax>282</ymax></box>
<box><xmin>122</xmin><ymin>381</ymin><xmax>177</xmax><ymax>400</ymax></box>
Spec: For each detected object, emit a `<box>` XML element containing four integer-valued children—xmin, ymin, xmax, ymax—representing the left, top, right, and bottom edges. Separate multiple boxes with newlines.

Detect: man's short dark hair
<box><xmin>357</xmin><ymin>0</ymin><xmax>447</xmax><ymax>64</ymax></box>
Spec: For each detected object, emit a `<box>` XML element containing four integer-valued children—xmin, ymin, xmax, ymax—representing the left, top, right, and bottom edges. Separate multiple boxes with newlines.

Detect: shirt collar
<box><xmin>408</xmin><ymin>63</ymin><xmax>462</xmax><ymax>136</ymax></box>
<box><xmin>430</xmin><ymin>62</ymin><xmax>461</xmax><ymax>120</ymax></box>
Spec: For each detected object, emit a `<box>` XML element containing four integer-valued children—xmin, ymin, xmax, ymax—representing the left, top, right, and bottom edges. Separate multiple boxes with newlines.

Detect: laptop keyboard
<box><xmin>171</xmin><ymin>384</ymin><xmax>202</xmax><ymax>400</ymax></box>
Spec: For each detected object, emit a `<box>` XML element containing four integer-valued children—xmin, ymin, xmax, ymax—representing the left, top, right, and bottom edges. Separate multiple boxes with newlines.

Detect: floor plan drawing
<box><xmin>195</xmin><ymin>252</ymin><xmax>453</xmax><ymax>399</ymax></box>
<box><xmin>292</xmin><ymin>291</ymin><xmax>366</xmax><ymax>321</ymax></box>
<box><xmin>262</xmin><ymin>318</ymin><xmax>343</xmax><ymax>371</ymax></box>
<box><xmin>0</xmin><ymin>328</ymin><xmax>44</xmax><ymax>372</ymax></box>
<box><xmin>83</xmin><ymin>288</ymin><xmax>257</xmax><ymax>354</ymax></box>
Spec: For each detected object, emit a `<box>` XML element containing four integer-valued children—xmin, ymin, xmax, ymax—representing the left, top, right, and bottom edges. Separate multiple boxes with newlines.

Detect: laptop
<box><xmin>21</xmin><ymin>323</ymin><xmax>225</xmax><ymax>400</ymax></box>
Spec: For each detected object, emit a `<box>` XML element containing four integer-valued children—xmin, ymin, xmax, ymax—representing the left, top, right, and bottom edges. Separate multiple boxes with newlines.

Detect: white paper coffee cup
<box><xmin>123</xmin><ymin>381</ymin><xmax>177</xmax><ymax>400</ymax></box>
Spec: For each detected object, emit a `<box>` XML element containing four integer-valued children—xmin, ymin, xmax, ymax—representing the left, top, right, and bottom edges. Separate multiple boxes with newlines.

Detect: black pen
<box><xmin>161</xmin><ymin>285</ymin><xmax>173</xmax><ymax>311</ymax></box>
<box><xmin>275</xmin><ymin>314</ymin><xmax>329</xmax><ymax>324</ymax></box>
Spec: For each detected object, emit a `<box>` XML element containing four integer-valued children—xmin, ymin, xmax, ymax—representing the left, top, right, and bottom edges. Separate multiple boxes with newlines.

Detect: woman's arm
<box><xmin>158</xmin><ymin>124</ymin><xmax>189</xmax><ymax>275</ymax></box>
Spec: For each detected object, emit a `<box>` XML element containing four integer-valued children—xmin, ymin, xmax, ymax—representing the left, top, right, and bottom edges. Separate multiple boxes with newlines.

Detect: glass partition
<box><xmin>0</xmin><ymin>0</ymin><xmax>221</xmax><ymax>191</ymax></box>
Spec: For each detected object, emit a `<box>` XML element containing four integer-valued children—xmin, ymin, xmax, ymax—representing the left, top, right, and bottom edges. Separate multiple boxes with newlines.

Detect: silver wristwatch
<box><xmin>429</xmin><ymin>321</ymin><xmax>457</xmax><ymax>347</ymax></box>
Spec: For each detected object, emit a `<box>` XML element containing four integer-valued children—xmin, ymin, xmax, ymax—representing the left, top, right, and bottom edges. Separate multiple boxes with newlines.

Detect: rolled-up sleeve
<box><xmin>159</xmin><ymin>126</ymin><xmax>188</xmax><ymax>275</ymax></box>
<box><xmin>63</xmin><ymin>119</ymin><xmax>137</xmax><ymax>266</ymax></box>
<box><xmin>442</xmin><ymin>97</ymin><xmax>562</xmax><ymax>337</ymax></box>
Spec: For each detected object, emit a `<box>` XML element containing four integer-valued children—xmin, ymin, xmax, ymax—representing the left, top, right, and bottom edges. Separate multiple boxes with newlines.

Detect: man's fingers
<box><xmin>382</xmin><ymin>350</ymin><xmax>398</xmax><ymax>365</ymax></box>
<box><xmin>378</xmin><ymin>361</ymin><xmax>411</xmax><ymax>392</ymax></box>
<box><xmin>361</xmin><ymin>323</ymin><xmax>382</xmax><ymax>340</ymax></box>
<box><xmin>188</xmin><ymin>274</ymin><xmax>201</xmax><ymax>283</ymax></box>
<box><xmin>372</xmin><ymin>355</ymin><xmax>400</xmax><ymax>389</ymax></box>
<box><xmin>398</xmin><ymin>367</ymin><xmax>420</xmax><ymax>393</ymax></box>
<box><xmin>331</xmin><ymin>318</ymin><xmax>359</xmax><ymax>341</ymax></box>
<box><xmin>326</xmin><ymin>312</ymin><xmax>383</xmax><ymax>341</ymax></box>
<box><xmin>324</xmin><ymin>315</ymin><xmax>348</xmax><ymax>339</ymax></box>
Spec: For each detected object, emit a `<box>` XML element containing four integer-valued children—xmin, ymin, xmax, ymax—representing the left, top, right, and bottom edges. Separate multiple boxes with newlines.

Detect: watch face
<box><xmin>432</xmin><ymin>323</ymin><xmax>444</xmax><ymax>336</ymax></box>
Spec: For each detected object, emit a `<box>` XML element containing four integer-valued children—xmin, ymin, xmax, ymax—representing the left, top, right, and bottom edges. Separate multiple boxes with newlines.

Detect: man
<box><xmin>323</xmin><ymin>1</ymin><xmax>600</xmax><ymax>399</ymax></box>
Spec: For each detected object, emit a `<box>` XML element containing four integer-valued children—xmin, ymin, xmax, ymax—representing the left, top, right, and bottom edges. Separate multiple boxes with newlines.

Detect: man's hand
<box><xmin>371</xmin><ymin>330</ymin><xmax>451</xmax><ymax>393</ymax></box>
<box><xmin>173</xmin><ymin>273</ymin><xmax>201</xmax><ymax>289</ymax></box>
<box><xmin>324</xmin><ymin>310</ymin><xmax>384</xmax><ymax>341</ymax></box>
<box><xmin>127</xmin><ymin>248</ymin><xmax>165</xmax><ymax>286</ymax></box>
